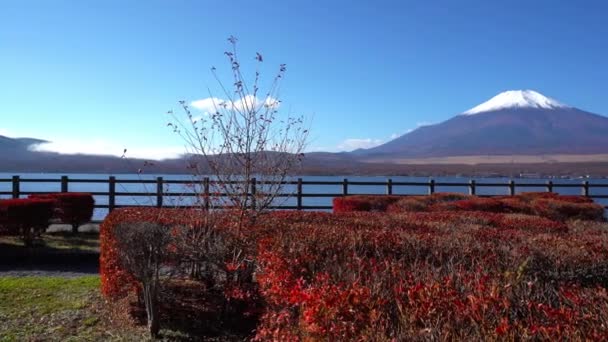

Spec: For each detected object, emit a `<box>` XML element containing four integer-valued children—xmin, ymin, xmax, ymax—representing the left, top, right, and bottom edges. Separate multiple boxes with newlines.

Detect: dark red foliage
<box><xmin>100</xmin><ymin>207</ymin><xmax>200</xmax><ymax>298</ymax></box>
<box><xmin>431</xmin><ymin>197</ymin><xmax>506</xmax><ymax>213</ymax></box>
<box><xmin>333</xmin><ymin>195</ymin><xmax>402</xmax><ymax>213</ymax></box>
<box><xmin>335</xmin><ymin>192</ymin><xmax>604</xmax><ymax>222</ymax></box>
<box><xmin>531</xmin><ymin>199</ymin><xmax>605</xmax><ymax>222</ymax></box>
<box><xmin>0</xmin><ymin>198</ymin><xmax>55</xmax><ymax>243</ymax></box>
<box><xmin>29</xmin><ymin>193</ymin><xmax>95</xmax><ymax>230</ymax></box>
<box><xmin>100</xmin><ymin>201</ymin><xmax>608</xmax><ymax>340</ymax></box>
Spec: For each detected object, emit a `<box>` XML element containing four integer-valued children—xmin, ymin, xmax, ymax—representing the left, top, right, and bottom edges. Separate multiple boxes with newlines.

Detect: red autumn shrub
<box><xmin>386</xmin><ymin>196</ymin><xmax>433</xmax><ymax>213</ymax></box>
<box><xmin>531</xmin><ymin>199</ymin><xmax>605</xmax><ymax>222</ymax></box>
<box><xmin>0</xmin><ymin>198</ymin><xmax>55</xmax><ymax>244</ymax></box>
<box><xmin>332</xmin><ymin>196</ymin><xmax>371</xmax><ymax>213</ymax></box>
<box><xmin>332</xmin><ymin>195</ymin><xmax>402</xmax><ymax>213</ymax></box>
<box><xmin>254</xmin><ymin>211</ymin><xmax>608</xmax><ymax>340</ymax></box>
<box><xmin>99</xmin><ymin>207</ymin><xmax>608</xmax><ymax>339</ymax></box>
<box><xmin>551</xmin><ymin>195</ymin><xmax>595</xmax><ymax>204</ymax></box>
<box><xmin>29</xmin><ymin>193</ymin><xmax>95</xmax><ymax>233</ymax></box>
<box><xmin>100</xmin><ymin>207</ymin><xmax>205</xmax><ymax>298</ymax></box>
<box><xmin>517</xmin><ymin>192</ymin><xmax>561</xmax><ymax>202</ymax></box>
<box><xmin>496</xmin><ymin>214</ymin><xmax>568</xmax><ymax>233</ymax></box>
<box><xmin>100</xmin><ymin>207</ymin><xmax>265</xmax><ymax>304</ymax></box>
<box><xmin>430</xmin><ymin>192</ymin><xmax>471</xmax><ymax>202</ymax></box>
<box><xmin>431</xmin><ymin>197</ymin><xmax>506</xmax><ymax>213</ymax></box>
<box><xmin>495</xmin><ymin>196</ymin><xmax>534</xmax><ymax>214</ymax></box>
<box><xmin>336</xmin><ymin>193</ymin><xmax>601</xmax><ymax>218</ymax></box>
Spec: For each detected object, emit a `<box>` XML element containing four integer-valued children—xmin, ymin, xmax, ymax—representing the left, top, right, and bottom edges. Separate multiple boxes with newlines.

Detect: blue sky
<box><xmin>1</xmin><ymin>0</ymin><xmax>607</xmax><ymax>158</ymax></box>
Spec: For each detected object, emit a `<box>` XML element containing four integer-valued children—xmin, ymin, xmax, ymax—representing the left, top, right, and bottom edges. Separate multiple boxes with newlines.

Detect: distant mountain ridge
<box><xmin>2</xmin><ymin>90</ymin><xmax>608</xmax><ymax>176</ymax></box>
<box><xmin>357</xmin><ymin>90</ymin><xmax>608</xmax><ymax>158</ymax></box>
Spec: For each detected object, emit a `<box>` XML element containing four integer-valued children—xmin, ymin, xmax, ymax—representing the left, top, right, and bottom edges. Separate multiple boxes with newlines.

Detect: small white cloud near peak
<box><xmin>337</xmin><ymin>138</ymin><xmax>383</xmax><ymax>152</ymax></box>
<box><xmin>462</xmin><ymin>90</ymin><xmax>570</xmax><ymax>115</ymax></box>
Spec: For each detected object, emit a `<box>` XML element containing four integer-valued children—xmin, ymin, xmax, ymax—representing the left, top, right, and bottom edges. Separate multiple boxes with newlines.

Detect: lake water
<box><xmin>1</xmin><ymin>172</ymin><xmax>607</xmax><ymax>221</ymax></box>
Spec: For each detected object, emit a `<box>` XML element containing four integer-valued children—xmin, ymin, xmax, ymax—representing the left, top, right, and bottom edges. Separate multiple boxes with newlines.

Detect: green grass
<box><xmin>0</xmin><ymin>276</ymin><xmax>147</xmax><ymax>341</ymax></box>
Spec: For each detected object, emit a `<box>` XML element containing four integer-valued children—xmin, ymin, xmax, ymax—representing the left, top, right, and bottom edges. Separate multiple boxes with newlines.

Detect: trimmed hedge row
<box><xmin>0</xmin><ymin>198</ymin><xmax>55</xmax><ymax>244</ymax></box>
<box><xmin>100</xmin><ymin>205</ymin><xmax>608</xmax><ymax>339</ymax></box>
<box><xmin>29</xmin><ymin>193</ymin><xmax>95</xmax><ymax>233</ymax></box>
<box><xmin>254</xmin><ymin>212</ymin><xmax>608</xmax><ymax>340</ymax></box>
<box><xmin>334</xmin><ymin>192</ymin><xmax>605</xmax><ymax>221</ymax></box>
<box><xmin>0</xmin><ymin>193</ymin><xmax>94</xmax><ymax>244</ymax></box>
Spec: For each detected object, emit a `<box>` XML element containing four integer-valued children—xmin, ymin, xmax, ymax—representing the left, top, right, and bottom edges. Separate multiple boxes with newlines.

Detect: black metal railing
<box><xmin>1</xmin><ymin>176</ymin><xmax>607</xmax><ymax>217</ymax></box>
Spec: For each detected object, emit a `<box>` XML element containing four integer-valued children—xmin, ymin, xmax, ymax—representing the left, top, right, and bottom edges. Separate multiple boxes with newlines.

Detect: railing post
<box><xmin>251</xmin><ymin>177</ymin><xmax>257</xmax><ymax>210</ymax></box>
<box><xmin>108</xmin><ymin>176</ymin><xmax>116</xmax><ymax>212</ymax></box>
<box><xmin>156</xmin><ymin>177</ymin><xmax>163</xmax><ymax>208</ymax></box>
<box><xmin>509</xmin><ymin>180</ymin><xmax>515</xmax><ymax>196</ymax></box>
<box><xmin>582</xmin><ymin>180</ymin><xmax>590</xmax><ymax>197</ymax></box>
<box><xmin>203</xmin><ymin>177</ymin><xmax>210</xmax><ymax>210</ymax></box>
<box><xmin>469</xmin><ymin>180</ymin><xmax>476</xmax><ymax>196</ymax></box>
<box><xmin>61</xmin><ymin>175</ymin><xmax>68</xmax><ymax>193</ymax></box>
<box><xmin>342</xmin><ymin>178</ymin><xmax>348</xmax><ymax>196</ymax></box>
<box><xmin>386</xmin><ymin>178</ymin><xmax>393</xmax><ymax>195</ymax></box>
<box><xmin>546</xmin><ymin>180</ymin><xmax>553</xmax><ymax>193</ymax></box>
<box><xmin>428</xmin><ymin>179</ymin><xmax>435</xmax><ymax>195</ymax></box>
<box><xmin>297</xmin><ymin>178</ymin><xmax>303</xmax><ymax>210</ymax></box>
<box><xmin>11</xmin><ymin>175</ymin><xmax>20</xmax><ymax>199</ymax></box>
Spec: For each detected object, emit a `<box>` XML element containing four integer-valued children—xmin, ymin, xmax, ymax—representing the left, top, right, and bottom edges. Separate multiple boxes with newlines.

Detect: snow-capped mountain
<box><xmin>359</xmin><ymin>90</ymin><xmax>608</xmax><ymax>158</ymax></box>
<box><xmin>462</xmin><ymin>90</ymin><xmax>569</xmax><ymax>115</ymax></box>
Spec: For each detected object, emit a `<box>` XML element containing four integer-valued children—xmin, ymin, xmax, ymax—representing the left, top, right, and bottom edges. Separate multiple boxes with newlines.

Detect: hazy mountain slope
<box><xmin>359</xmin><ymin>90</ymin><xmax>608</xmax><ymax>157</ymax></box>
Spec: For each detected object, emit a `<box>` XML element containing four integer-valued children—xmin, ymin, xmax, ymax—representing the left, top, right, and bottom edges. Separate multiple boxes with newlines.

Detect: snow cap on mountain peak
<box><xmin>462</xmin><ymin>90</ymin><xmax>569</xmax><ymax>115</ymax></box>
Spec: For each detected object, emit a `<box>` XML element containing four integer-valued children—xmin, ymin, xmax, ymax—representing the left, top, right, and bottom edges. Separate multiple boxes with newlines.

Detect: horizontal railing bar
<box><xmin>386</xmin><ymin>182</ymin><xmax>430</xmax><ymax>186</ymax></box>
<box><xmin>18</xmin><ymin>179</ymin><xmax>61</xmax><ymax>183</ymax></box>
<box><xmin>345</xmin><ymin>181</ymin><xmax>393</xmax><ymax>186</ymax></box>
<box><xmin>5</xmin><ymin>177</ymin><xmax>608</xmax><ymax>187</ymax></box>
<box><xmin>472</xmin><ymin>183</ymin><xmax>511</xmax><ymax>187</ymax></box>
<box><xmin>548</xmin><ymin>184</ymin><xmax>586</xmax><ymax>188</ymax></box>
<box><xmin>113</xmin><ymin>179</ymin><xmax>157</xmax><ymax>184</ymax></box>
<box><xmin>300</xmin><ymin>181</ymin><xmax>344</xmax><ymax>185</ymax></box>
<box><xmin>433</xmin><ymin>182</ymin><xmax>470</xmax><ymax>187</ymax></box>
<box><xmin>92</xmin><ymin>204</ymin><xmax>335</xmax><ymax>210</ymax></box>
<box><xmin>67</xmin><ymin>179</ymin><xmax>113</xmax><ymax>184</ymax></box>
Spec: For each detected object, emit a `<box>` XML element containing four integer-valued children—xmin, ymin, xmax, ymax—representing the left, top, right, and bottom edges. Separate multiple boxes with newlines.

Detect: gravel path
<box><xmin>0</xmin><ymin>260</ymin><xmax>99</xmax><ymax>278</ymax></box>
<box><xmin>0</xmin><ymin>223</ymin><xmax>101</xmax><ymax>278</ymax></box>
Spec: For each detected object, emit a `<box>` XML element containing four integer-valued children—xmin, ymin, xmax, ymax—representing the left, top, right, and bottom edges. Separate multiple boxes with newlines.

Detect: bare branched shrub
<box><xmin>171</xmin><ymin>212</ymin><xmax>230</xmax><ymax>285</ymax></box>
<box><xmin>114</xmin><ymin>222</ymin><xmax>174</xmax><ymax>338</ymax></box>
<box><xmin>168</xmin><ymin>36</ymin><xmax>308</xmax><ymax>225</ymax></box>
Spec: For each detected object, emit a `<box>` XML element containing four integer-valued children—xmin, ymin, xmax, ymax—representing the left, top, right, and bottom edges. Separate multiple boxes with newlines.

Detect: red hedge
<box><xmin>333</xmin><ymin>195</ymin><xmax>402</xmax><ymax>213</ymax></box>
<box><xmin>0</xmin><ymin>198</ymin><xmax>55</xmax><ymax>238</ymax></box>
<box><xmin>99</xmin><ymin>207</ymin><xmax>229</xmax><ymax>298</ymax></box>
<box><xmin>99</xmin><ymin>207</ymin><xmax>608</xmax><ymax>339</ymax></box>
<box><xmin>531</xmin><ymin>199</ymin><xmax>606</xmax><ymax>222</ymax></box>
<box><xmin>254</xmin><ymin>211</ymin><xmax>608</xmax><ymax>340</ymax></box>
<box><xmin>335</xmin><ymin>192</ymin><xmax>605</xmax><ymax>222</ymax></box>
<box><xmin>100</xmin><ymin>207</ymin><xmax>176</xmax><ymax>298</ymax></box>
<box><xmin>29</xmin><ymin>193</ymin><xmax>95</xmax><ymax>228</ymax></box>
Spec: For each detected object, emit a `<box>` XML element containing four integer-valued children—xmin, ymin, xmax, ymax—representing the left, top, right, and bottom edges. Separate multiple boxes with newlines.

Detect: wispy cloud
<box><xmin>30</xmin><ymin>139</ymin><xmax>184</xmax><ymax>160</ymax></box>
<box><xmin>336</xmin><ymin>138</ymin><xmax>383</xmax><ymax>151</ymax></box>
<box><xmin>406</xmin><ymin>121</ymin><xmax>434</xmax><ymax>133</ymax></box>
<box><xmin>190</xmin><ymin>97</ymin><xmax>226</xmax><ymax>113</ymax></box>
<box><xmin>191</xmin><ymin>95</ymin><xmax>280</xmax><ymax>114</ymax></box>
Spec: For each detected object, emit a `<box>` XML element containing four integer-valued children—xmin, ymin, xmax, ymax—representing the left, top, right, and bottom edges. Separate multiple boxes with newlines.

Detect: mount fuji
<box><xmin>357</xmin><ymin>90</ymin><xmax>608</xmax><ymax>158</ymax></box>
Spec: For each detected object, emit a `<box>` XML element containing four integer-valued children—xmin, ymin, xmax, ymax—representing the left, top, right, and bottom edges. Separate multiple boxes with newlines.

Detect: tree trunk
<box><xmin>143</xmin><ymin>282</ymin><xmax>160</xmax><ymax>337</ymax></box>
